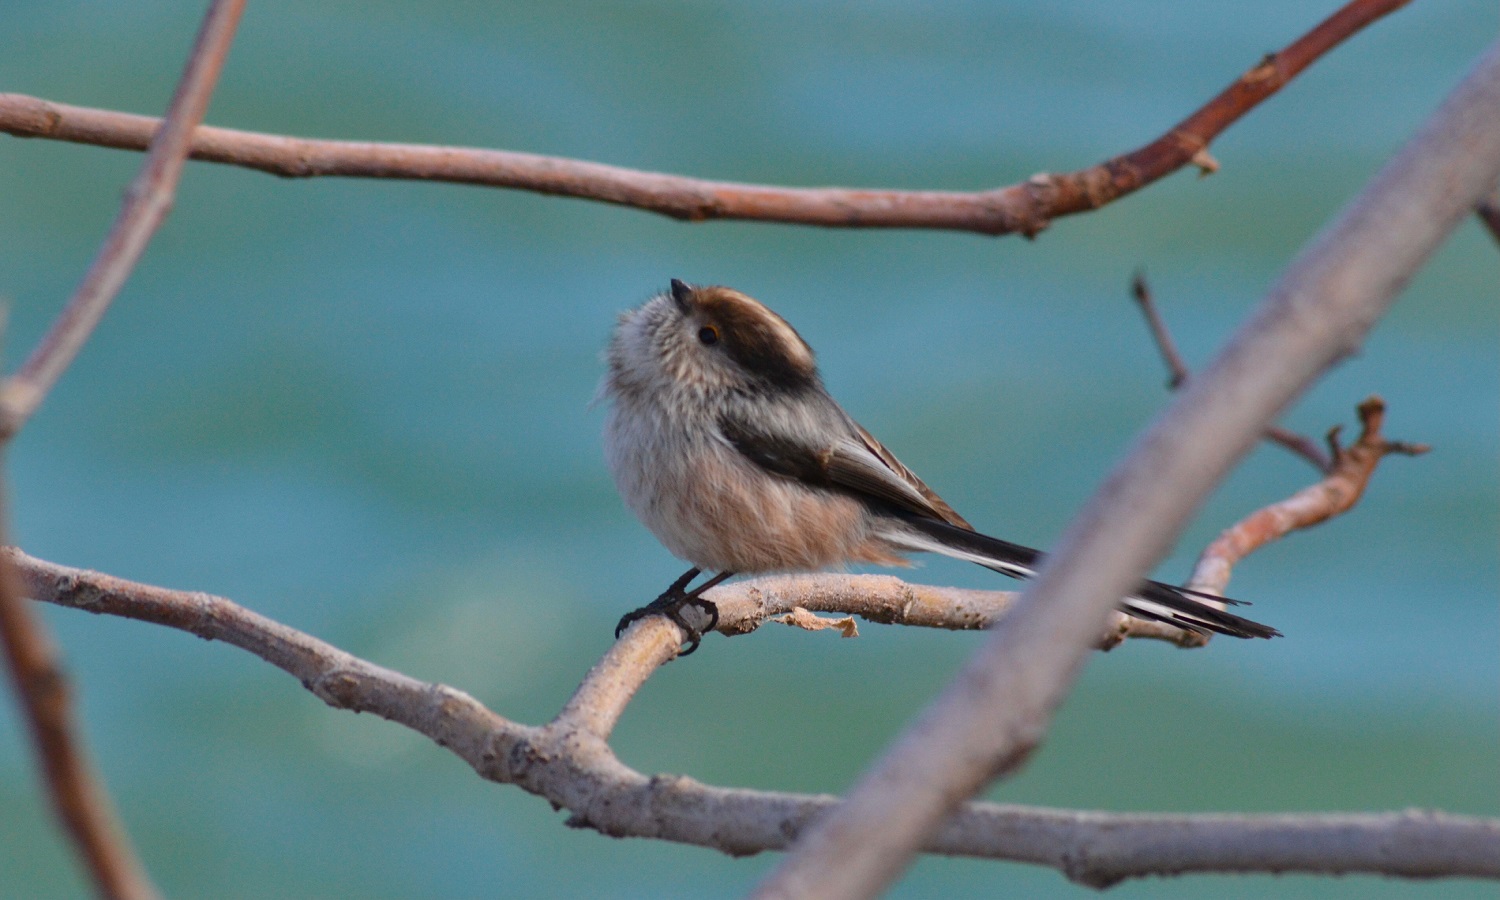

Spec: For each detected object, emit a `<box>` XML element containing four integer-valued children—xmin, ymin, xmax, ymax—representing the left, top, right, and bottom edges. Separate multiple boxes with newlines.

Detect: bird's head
<box><xmin>605</xmin><ymin>279</ymin><xmax>819</xmax><ymax>400</ymax></box>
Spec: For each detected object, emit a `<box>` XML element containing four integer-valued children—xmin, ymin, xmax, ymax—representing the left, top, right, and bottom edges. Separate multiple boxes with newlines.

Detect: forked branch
<box><xmin>1189</xmin><ymin>396</ymin><xmax>1428</xmax><ymax>594</ymax></box>
<box><xmin>9</xmin><ymin>548</ymin><xmax>1498</xmax><ymax>887</ymax></box>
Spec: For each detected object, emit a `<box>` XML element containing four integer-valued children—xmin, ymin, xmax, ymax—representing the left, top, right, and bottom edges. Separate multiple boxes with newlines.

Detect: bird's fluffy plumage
<box><xmin>602</xmin><ymin>280</ymin><xmax>1279</xmax><ymax>639</ymax></box>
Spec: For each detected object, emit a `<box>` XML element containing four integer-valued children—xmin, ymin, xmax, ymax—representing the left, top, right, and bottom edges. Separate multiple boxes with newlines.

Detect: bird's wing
<box><xmin>718</xmin><ymin>409</ymin><xmax>972</xmax><ymax>530</ymax></box>
<box><xmin>838</xmin><ymin>422</ymin><xmax>972</xmax><ymax>529</ymax></box>
<box><xmin>718</xmin><ymin>408</ymin><xmax>1279</xmax><ymax>640</ymax></box>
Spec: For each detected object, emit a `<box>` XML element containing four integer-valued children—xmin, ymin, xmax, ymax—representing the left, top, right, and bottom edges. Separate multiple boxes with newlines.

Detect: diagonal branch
<box><xmin>9</xmin><ymin>548</ymin><xmax>1498</xmax><ymax>886</ymax></box>
<box><xmin>0</xmin><ymin>3</ymin><xmax>246</xmax><ymax>898</ymax></box>
<box><xmin>0</xmin><ymin>0</ymin><xmax>1409</xmax><ymax>236</ymax></box>
<box><xmin>754</xmin><ymin>36</ymin><xmax>1500</xmax><ymax>900</ymax></box>
<box><xmin>0</xmin><ymin>0</ymin><xmax>246</xmax><ymax>440</ymax></box>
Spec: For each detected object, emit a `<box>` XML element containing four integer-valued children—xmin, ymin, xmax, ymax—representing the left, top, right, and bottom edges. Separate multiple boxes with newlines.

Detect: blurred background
<box><xmin>0</xmin><ymin>1</ymin><xmax>1495</xmax><ymax>897</ymax></box>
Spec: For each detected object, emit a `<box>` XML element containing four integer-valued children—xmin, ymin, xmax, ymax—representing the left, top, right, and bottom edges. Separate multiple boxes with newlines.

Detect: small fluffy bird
<box><xmin>602</xmin><ymin>280</ymin><xmax>1279</xmax><ymax>653</ymax></box>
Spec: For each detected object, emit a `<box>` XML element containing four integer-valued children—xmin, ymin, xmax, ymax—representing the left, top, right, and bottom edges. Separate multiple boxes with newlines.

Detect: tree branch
<box><xmin>8</xmin><ymin>548</ymin><xmax>1497</xmax><ymax>886</ymax></box>
<box><xmin>0</xmin><ymin>535</ymin><xmax>159</xmax><ymax>900</ymax></box>
<box><xmin>708</xmin><ymin>574</ymin><xmax>1199</xmax><ymax>647</ymax></box>
<box><xmin>1189</xmin><ymin>396</ymin><xmax>1427</xmax><ymax>594</ymax></box>
<box><xmin>0</xmin><ymin>3</ymin><xmax>245</xmax><ymax>897</ymax></box>
<box><xmin>0</xmin><ymin>0</ymin><xmax>1408</xmax><ymax>237</ymax></box>
<box><xmin>754</xmin><ymin>36</ymin><xmax>1500</xmax><ymax>900</ymax></box>
<box><xmin>1131</xmin><ymin>272</ymin><xmax>1333</xmax><ymax>472</ymax></box>
<box><xmin>0</xmin><ymin>0</ymin><xmax>246</xmax><ymax>440</ymax></box>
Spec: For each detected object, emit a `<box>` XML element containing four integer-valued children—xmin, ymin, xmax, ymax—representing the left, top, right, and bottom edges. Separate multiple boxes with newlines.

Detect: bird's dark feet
<box><xmin>614</xmin><ymin>568</ymin><xmax>732</xmax><ymax>657</ymax></box>
<box><xmin>614</xmin><ymin>590</ymin><xmax>720</xmax><ymax>656</ymax></box>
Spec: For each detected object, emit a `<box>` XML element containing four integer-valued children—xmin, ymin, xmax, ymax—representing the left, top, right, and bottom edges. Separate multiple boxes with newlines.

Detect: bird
<box><xmin>600</xmin><ymin>279</ymin><xmax>1280</xmax><ymax>654</ymax></box>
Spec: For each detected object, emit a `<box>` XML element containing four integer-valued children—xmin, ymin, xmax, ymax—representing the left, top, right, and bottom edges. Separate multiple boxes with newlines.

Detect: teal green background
<box><xmin>1</xmin><ymin>2</ymin><xmax>1496</xmax><ymax>897</ymax></box>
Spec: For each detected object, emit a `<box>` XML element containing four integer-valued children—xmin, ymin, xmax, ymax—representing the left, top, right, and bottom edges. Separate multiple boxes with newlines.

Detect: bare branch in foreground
<box><xmin>1189</xmin><ymin>396</ymin><xmax>1427</xmax><ymax>594</ymax></box>
<box><xmin>0</xmin><ymin>0</ymin><xmax>1409</xmax><ymax>237</ymax></box>
<box><xmin>0</xmin><ymin>0</ymin><xmax>246</xmax><ymax>440</ymax></box>
<box><xmin>1131</xmin><ymin>272</ymin><xmax>1333</xmax><ymax>472</ymax></box>
<box><xmin>755</xmin><ymin>37</ymin><xmax>1500</xmax><ymax>900</ymax></box>
<box><xmin>9</xmin><ymin>548</ymin><xmax>1498</xmax><ymax>886</ymax></box>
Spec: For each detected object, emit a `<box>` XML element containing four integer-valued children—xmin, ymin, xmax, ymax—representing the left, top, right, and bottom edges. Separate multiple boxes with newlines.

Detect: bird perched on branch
<box><xmin>601</xmin><ymin>279</ymin><xmax>1279</xmax><ymax>654</ymax></box>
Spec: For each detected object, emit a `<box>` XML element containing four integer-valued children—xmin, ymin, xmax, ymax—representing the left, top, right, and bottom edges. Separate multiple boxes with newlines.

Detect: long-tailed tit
<box><xmin>602</xmin><ymin>280</ymin><xmax>1279</xmax><ymax>654</ymax></box>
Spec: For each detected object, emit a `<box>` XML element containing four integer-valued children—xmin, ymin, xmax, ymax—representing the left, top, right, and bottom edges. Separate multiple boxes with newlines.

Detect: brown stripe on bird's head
<box><xmin>670</xmin><ymin>282</ymin><xmax>818</xmax><ymax>391</ymax></box>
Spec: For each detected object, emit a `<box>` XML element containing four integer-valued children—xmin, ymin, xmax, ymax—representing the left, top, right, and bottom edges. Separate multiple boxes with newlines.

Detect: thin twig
<box><xmin>8</xmin><ymin>548</ymin><xmax>1498</xmax><ymax>885</ymax></box>
<box><xmin>0</xmin><ymin>0</ymin><xmax>1409</xmax><ymax>237</ymax></box>
<box><xmin>754</xmin><ymin>37</ymin><xmax>1500</xmax><ymax>900</ymax></box>
<box><xmin>1129</xmin><ymin>270</ymin><xmax>1190</xmax><ymax>389</ymax></box>
<box><xmin>0</xmin><ymin>2</ymin><xmax>245</xmax><ymax>898</ymax></box>
<box><xmin>1131</xmin><ymin>272</ymin><xmax>1333</xmax><ymax>471</ymax></box>
<box><xmin>1188</xmin><ymin>396</ymin><xmax>1426</xmax><ymax>594</ymax></box>
<box><xmin>0</xmin><ymin>0</ymin><xmax>247</xmax><ymax>440</ymax></box>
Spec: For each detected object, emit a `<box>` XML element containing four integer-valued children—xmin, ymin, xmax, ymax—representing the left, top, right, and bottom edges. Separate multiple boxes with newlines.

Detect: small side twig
<box><xmin>1129</xmin><ymin>270</ymin><xmax>1191</xmax><ymax>389</ymax></box>
<box><xmin>1131</xmin><ymin>272</ymin><xmax>1333</xmax><ymax>472</ymax></box>
<box><xmin>1188</xmin><ymin>396</ymin><xmax>1427</xmax><ymax>594</ymax></box>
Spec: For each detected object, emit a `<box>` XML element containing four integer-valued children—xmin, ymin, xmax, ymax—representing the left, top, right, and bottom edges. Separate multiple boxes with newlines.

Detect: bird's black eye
<box><xmin>698</xmin><ymin>325</ymin><xmax>720</xmax><ymax>346</ymax></box>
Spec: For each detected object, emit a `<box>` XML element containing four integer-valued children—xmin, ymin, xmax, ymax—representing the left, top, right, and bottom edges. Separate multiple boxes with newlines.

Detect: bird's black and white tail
<box><xmin>888</xmin><ymin>516</ymin><xmax>1281</xmax><ymax>639</ymax></box>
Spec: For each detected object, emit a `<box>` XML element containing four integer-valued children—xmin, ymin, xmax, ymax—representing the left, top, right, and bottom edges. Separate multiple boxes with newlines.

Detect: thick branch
<box><xmin>0</xmin><ymin>1</ymin><xmax>245</xmax><ymax>439</ymax></box>
<box><xmin>755</xmin><ymin>37</ymin><xmax>1500</xmax><ymax>900</ymax></box>
<box><xmin>9</xmin><ymin>548</ymin><xmax>1497</xmax><ymax>886</ymax></box>
<box><xmin>0</xmin><ymin>0</ymin><xmax>1407</xmax><ymax>236</ymax></box>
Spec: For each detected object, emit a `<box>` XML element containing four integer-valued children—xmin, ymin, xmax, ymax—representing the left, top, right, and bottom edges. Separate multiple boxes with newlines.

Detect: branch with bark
<box><xmin>2</xmin><ymin>383</ymin><xmax>1468</xmax><ymax>886</ymax></box>
<box><xmin>0</xmin><ymin>1</ymin><xmax>246</xmax><ymax>439</ymax></box>
<box><xmin>0</xmin><ymin>2</ymin><xmax>246</xmax><ymax>898</ymax></box>
<box><xmin>0</xmin><ymin>520</ymin><xmax>159</xmax><ymax>900</ymax></box>
<box><xmin>10</xmin><ymin>524</ymin><xmax>1497</xmax><ymax>888</ymax></box>
<box><xmin>0</xmin><ymin>0</ymin><xmax>1411</xmax><ymax>237</ymax></box>
<box><xmin>1188</xmin><ymin>396</ymin><xmax>1428</xmax><ymax>594</ymax></box>
<box><xmin>706</xmin><ymin>574</ymin><xmax>1194</xmax><ymax>648</ymax></box>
